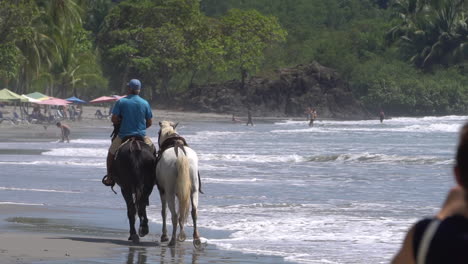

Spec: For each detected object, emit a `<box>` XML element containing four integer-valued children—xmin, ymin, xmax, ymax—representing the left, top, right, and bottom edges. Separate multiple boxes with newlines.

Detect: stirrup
<box><xmin>102</xmin><ymin>175</ymin><xmax>114</xmax><ymax>186</ymax></box>
<box><xmin>102</xmin><ymin>175</ymin><xmax>117</xmax><ymax>194</ymax></box>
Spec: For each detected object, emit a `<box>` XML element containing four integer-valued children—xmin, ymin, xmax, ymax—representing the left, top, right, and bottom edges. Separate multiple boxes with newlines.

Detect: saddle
<box><xmin>156</xmin><ymin>135</ymin><xmax>203</xmax><ymax>194</ymax></box>
<box><xmin>158</xmin><ymin>135</ymin><xmax>188</xmax><ymax>157</ymax></box>
<box><xmin>114</xmin><ymin>136</ymin><xmax>148</xmax><ymax>160</ymax></box>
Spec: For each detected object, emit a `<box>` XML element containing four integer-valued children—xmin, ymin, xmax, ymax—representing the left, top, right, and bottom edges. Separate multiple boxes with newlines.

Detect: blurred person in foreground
<box><xmin>392</xmin><ymin>122</ymin><xmax>468</xmax><ymax>264</ymax></box>
<box><xmin>102</xmin><ymin>79</ymin><xmax>154</xmax><ymax>189</ymax></box>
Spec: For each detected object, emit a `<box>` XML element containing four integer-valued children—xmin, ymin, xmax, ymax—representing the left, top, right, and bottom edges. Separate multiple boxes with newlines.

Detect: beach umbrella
<box><xmin>113</xmin><ymin>95</ymin><xmax>127</xmax><ymax>100</ymax></box>
<box><xmin>25</xmin><ymin>92</ymin><xmax>50</xmax><ymax>101</ymax></box>
<box><xmin>36</xmin><ymin>97</ymin><xmax>71</xmax><ymax>106</ymax></box>
<box><xmin>0</xmin><ymin>88</ymin><xmax>29</xmax><ymax>102</ymax></box>
<box><xmin>21</xmin><ymin>94</ymin><xmax>41</xmax><ymax>103</ymax></box>
<box><xmin>89</xmin><ymin>96</ymin><xmax>119</xmax><ymax>103</ymax></box>
<box><xmin>65</xmin><ymin>96</ymin><xmax>87</xmax><ymax>104</ymax></box>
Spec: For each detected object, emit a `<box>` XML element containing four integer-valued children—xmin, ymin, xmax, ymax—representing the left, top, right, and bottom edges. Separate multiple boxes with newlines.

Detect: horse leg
<box><xmin>138</xmin><ymin>197</ymin><xmax>149</xmax><ymax>237</ymax></box>
<box><xmin>122</xmin><ymin>189</ymin><xmax>139</xmax><ymax>243</ymax></box>
<box><xmin>178</xmin><ymin>215</ymin><xmax>186</xmax><ymax>242</ymax></box>
<box><xmin>191</xmin><ymin>190</ymin><xmax>202</xmax><ymax>249</ymax></box>
<box><xmin>167</xmin><ymin>195</ymin><xmax>178</xmax><ymax>247</ymax></box>
<box><xmin>160</xmin><ymin>193</ymin><xmax>169</xmax><ymax>243</ymax></box>
<box><xmin>177</xmin><ymin>190</ymin><xmax>187</xmax><ymax>242</ymax></box>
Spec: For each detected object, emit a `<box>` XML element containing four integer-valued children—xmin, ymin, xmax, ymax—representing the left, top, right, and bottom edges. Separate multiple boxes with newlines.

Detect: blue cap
<box><xmin>128</xmin><ymin>79</ymin><xmax>141</xmax><ymax>90</ymax></box>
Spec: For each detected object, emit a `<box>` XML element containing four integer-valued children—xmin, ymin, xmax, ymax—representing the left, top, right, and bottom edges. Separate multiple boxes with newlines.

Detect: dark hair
<box><xmin>56</xmin><ymin>122</ymin><xmax>61</xmax><ymax>126</ymax></box>
<box><xmin>456</xmin><ymin>123</ymin><xmax>468</xmax><ymax>187</ymax></box>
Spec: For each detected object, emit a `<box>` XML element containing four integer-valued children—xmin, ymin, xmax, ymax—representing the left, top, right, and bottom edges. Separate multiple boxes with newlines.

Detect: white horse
<box><xmin>156</xmin><ymin>121</ymin><xmax>202</xmax><ymax>248</ymax></box>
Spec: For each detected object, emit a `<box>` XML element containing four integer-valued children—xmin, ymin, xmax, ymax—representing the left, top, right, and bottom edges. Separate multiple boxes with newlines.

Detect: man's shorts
<box><xmin>109</xmin><ymin>136</ymin><xmax>154</xmax><ymax>155</ymax></box>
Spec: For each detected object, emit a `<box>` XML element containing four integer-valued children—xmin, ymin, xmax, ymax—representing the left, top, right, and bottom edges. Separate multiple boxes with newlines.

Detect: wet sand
<box><xmin>0</xmin><ymin>204</ymin><xmax>293</xmax><ymax>264</ymax></box>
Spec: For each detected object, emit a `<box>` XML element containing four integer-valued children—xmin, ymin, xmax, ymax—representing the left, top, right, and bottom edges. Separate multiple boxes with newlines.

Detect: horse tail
<box><xmin>128</xmin><ymin>140</ymin><xmax>145</xmax><ymax>211</ymax></box>
<box><xmin>176</xmin><ymin>153</ymin><xmax>191</xmax><ymax>224</ymax></box>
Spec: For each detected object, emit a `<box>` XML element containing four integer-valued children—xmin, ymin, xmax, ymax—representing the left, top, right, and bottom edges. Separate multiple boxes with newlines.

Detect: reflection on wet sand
<box><xmin>125</xmin><ymin>243</ymin><xmax>201</xmax><ymax>264</ymax></box>
<box><xmin>127</xmin><ymin>247</ymin><xmax>147</xmax><ymax>264</ymax></box>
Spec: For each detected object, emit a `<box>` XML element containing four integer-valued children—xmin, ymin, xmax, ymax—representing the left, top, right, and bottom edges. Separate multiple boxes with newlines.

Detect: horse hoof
<box><xmin>168</xmin><ymin>239</ymin><xmax>176</xmax><ymax>247</ymax></box>
<box><xmin>193</xmin><ymin>238</ymin><xmax>207</xmax><ymax>250</ymax></box>
<box><xmin>160</xmin><ymin>234</ymin><xmax>169</xmax><ymax>242</ymax></box>
<box><xmin>130</xmin><ymin>234</ymin><xmax>140</xmax><ymax>244</ymax></box>
<box><xmin>177</xmin><ymin>232</ymin><xmax>186</xmax><ymax>242</ymax></box>
<box><xmin>139</xmin><ymin>226</ymin><xmax>149</xmax><ymax>237</ymax></box>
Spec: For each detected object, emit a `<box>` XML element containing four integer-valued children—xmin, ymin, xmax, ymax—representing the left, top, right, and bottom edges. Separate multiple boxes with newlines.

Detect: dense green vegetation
<box><xmin>0</xmin><ymin>0</ymin><xmax>466</xmax><ymax>115</ymax></box>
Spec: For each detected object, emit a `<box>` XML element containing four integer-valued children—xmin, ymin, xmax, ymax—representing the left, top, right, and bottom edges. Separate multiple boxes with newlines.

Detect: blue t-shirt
<box><xmin>112</xmin><ymin>94</ymin><xmax>153</xmax><ymax>138</ymax></box>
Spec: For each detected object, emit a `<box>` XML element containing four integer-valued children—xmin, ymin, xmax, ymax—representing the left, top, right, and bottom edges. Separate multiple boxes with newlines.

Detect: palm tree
<box><xmin>387</xmin><ymin>0</ymin><xmax>467</xmax><ymax>69</ymax></box>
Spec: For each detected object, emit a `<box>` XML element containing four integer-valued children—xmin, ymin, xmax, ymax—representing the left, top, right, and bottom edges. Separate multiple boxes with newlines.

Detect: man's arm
<box><xmin>111</xmin><ymin>114</ymin><xmax>120</xmax><ymax>125</ymax></box>
<box><xmin>146</xmin><ymin>118</ymin><xmax>152</xmax><ymax>128</ymax></box>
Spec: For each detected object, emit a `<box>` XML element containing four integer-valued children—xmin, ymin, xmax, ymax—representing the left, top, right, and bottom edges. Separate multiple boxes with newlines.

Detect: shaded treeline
<box><xmin>0</xmin><ymin>0</ymin><xmax>466</xmax><ymax>115</ymax></box>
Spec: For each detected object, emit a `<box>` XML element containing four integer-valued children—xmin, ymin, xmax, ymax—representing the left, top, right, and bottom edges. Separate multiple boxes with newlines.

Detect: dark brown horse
<box><xmin>112</xmin><ymin>137</ymin><xmax>156</xmax><ymax>243</ymax></box>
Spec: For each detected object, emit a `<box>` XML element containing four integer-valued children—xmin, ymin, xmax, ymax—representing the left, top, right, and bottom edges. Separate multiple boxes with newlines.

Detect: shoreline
<box><xmin>0</xmin><ymin>203</ymin><xmax>295</xmax><ymax>264</ymax></box>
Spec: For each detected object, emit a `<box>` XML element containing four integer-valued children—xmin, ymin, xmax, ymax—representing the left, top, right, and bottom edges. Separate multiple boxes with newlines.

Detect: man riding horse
<box><xmin>102</xmin><ymin>79</ymin><xmax>155</xmax><ymax>188</ymax></box>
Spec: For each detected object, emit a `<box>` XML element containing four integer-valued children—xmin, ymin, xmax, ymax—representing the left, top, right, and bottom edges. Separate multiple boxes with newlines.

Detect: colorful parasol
<box><xmin>65</xmin><ymin>96</ymin><xmax>87</xmax><ymax>104</ymax></box>
<box><xmin>36</xmin><ymin>97</ymin><xmax>71</xmax><ymax>106</ymax></box>
<box><xmin>89</xmin><ymin>96</ymin><xmax>119</xmax><ymax>103</ymax></box>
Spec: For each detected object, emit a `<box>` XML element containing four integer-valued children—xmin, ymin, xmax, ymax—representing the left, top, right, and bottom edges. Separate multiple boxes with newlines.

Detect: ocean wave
<box><xmin>199</xmin><ymin>152</ymin><xmax>450</xmax><ymax>165</ymax></box>
<box><xmin>0</xmin><ymin>160</ymin><xmax>104</xmax><ymax>167</ymax></box>
<box><xmin>195</xmin><ymin>131</ymin><xmax>247</xmax><ymax>137</ymax></box>
<box><xmin>271</xmin><ymin>123</ymin><xmax>463</xmax><ymax>133</ymax></box>
<box><xmin>306</xmin><ymin>153</ymin><xmax>452</xmax><ymax>165</ymax></box>
<box><xmin>199</xmin><ymin>153</ymin><xmax>306</xmax><ymax>163</ymax></box>
<box><xmin>42</xmin><ymin>148</ymin><xmax>107</xmax><ymax>157</ymax></box>
<box><xmin>0</xmin><ymin>187</ymin><xmax>80</xmax><ymax>193</ymax></box>
<box><xmin>395</xmin><ymin>123</ymin><xmax>461</xmax><ymax>133</ymax></box>
<box><xmin>271</xmin><ymin>127</ymin><xmax>337</xmax><ymax>133</ymax></box>
<box><xmin>67</xmin><ymin>139</ymin><xmax>110</xmax><ymax>145</ymax></box>
<box><xmin>0</xmin><ymin>201</ymin><xmax>45</xmax><ymax>206</ymax></box>
<box><xmin>189</xmin><ymin>203</ymin><xmax>412</xmax><ymax>264</ymax></box>
<box><xmin>203</xmin><ymin>177</ymin><xmax>259</xmax><ymax>183</ymax></box>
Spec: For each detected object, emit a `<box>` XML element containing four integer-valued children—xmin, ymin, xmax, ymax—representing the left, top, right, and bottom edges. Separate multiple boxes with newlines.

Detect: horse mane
<box><xmin>159</xmin><ymin>121</ymin><xmax>177</xmax><ymax>146</ymax></box>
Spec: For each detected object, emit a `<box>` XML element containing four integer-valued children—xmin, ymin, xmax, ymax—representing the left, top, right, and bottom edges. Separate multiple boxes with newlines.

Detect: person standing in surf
<box><xmin>392</xmin><ymin>122</ymin><xmax>468</xmax><ymax>264</ymax></box>
<box><xmin>309</xmin><ymin>108</ymin><xmax>317</xmax><ymax>127</ymax></box>
<box><xmin>246</xmin><ymin>109</ymin><xmax>254</xmax><ymax>126</ymax></box>
<box><xmin>379</xmin><ymin>109</ymin><xmax>385</xmax><ymax>123</ymax></box>
<box><xmin>56</xmin><ymin>122</ymin><xmax>71</xmax><ymax>143</ymax></box>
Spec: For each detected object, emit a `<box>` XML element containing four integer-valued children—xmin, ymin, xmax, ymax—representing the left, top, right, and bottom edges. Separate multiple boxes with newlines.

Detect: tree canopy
<box><xmin>0</xmin><ymin>0</ymin><xmax>466</xmax><ymax>115</ymax></box>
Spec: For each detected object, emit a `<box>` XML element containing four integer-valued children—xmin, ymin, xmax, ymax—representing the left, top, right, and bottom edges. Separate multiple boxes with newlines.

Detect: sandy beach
<box><xmin>0</xmin><ymin>105</ymin><xmax>291</xmax><ymax>142</ymax></box>
<box><xmin>0</xmin><ymin>105</ymin><xmax>294</xmax><ymax>264</ymax></box>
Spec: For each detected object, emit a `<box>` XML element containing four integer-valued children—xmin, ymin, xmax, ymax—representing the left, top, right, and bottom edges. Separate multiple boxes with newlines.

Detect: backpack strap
<box><xmin>417</xmin><ymin>219</ymin><xmax>441</xmax><ymax>264</ymax></box>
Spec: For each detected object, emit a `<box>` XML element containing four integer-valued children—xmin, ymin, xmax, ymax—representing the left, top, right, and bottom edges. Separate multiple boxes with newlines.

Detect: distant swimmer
<box><xmin>56</xmin><ymin>122</ymin><xmax>70</xmax><ymax>143</ymax></box>
<box><xmin>305</xmin><ymin>107</ymin><xmax>311</xmax><ymax>121</ymax></box>
<box><xmin>246</xmin><ymin>110</ymin><xmax>254</xmax><ymax>126</ymax></box>
<box><xmin>232</xmin><ymin>114</ymin><xmax>241</xmax><ymax>123</ymax></box>
<box><xmin>309</xmin><ymin>108</ymin><xmax>317</xmax><ymax>127</ymax></box>
<box><xmin>379</xmin><ymin>109</ymin><xmax>385</xmax><ymax>123</ymax></box>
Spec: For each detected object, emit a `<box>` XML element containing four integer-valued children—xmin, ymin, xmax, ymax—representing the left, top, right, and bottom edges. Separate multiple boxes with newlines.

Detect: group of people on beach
<box><xmin>231</xmin><ymin>109</ymin><xmax>254</xmax><ymax>126</ymax></box>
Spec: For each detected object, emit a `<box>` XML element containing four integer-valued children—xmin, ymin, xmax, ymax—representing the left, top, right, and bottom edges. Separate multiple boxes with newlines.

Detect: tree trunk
<box><xmin>121</xmin><ymin>65</ymin><xmax>129</xmax><ymax>94</ymax></box>
<box><xmin>162</xmin><ymin>75</ymin><xmax>170</xmax><ymax>99</ymax></box>
<box><xmin>240</xmin><ymin>68</ymin><xmax>249</xmax><ymax>95</ymax></box>
<box><xmin>188</xmin><ymin>70</ymin><xmax>198</xmax><ymax>90</ymax></box>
